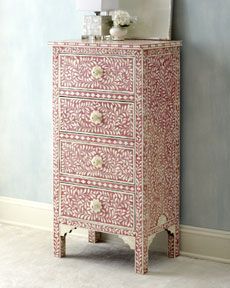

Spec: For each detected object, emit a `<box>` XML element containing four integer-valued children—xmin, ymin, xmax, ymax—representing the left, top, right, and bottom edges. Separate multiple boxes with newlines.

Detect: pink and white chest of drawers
<box><xmin>50</xmin><ymin>39</ymin><xmax>181</xmax><ymax>274</ymax></box>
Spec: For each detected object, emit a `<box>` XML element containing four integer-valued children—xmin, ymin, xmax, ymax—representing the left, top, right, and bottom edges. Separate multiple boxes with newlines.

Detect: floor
<box><xmin>0</xmin><ymin>224</ymin><xmax>229</xmax><ymax>288</ymax></box>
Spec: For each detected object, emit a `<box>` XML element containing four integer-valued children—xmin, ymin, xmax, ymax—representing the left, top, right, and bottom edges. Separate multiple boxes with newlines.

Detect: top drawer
<box><xmin>59</xmin><ymin>54</ymin><xmax>134</xmax><ymax>93</ymax></box>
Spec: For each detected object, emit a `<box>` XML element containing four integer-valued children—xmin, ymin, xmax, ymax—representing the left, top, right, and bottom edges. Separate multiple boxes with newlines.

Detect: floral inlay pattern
<box><xmin>51</xmin><ymin>42</ymin><xmax>181</xmax><ymax>274</ymax></box>
<box><xmin>60</xmin><ymin>98</ymin><xmax>134</xmax><ymax>138</ymax></box>
<box><xmin>60</xmin><ymin>141</ymin><xmax>134</xmax><ymax>183</ymax></box>
<box><xmin>59</xmin><ymin>55</ymin><xmax>134</xmax><ymax>92</ymax></box>
<box><xmin>60</xmin><ymin>185</ymin><xmax>134</xmax><ymax>228</ymax></box>
<box><xmin>143</xmin><ymin>51</ymin><xmax>180</xmax><ymax>232</ymax></box>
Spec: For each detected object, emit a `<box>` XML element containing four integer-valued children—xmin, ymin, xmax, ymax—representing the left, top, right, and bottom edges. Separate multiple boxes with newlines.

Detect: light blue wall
<box><xmin>0</xmin><ymin>0</ymin><xmax>229</xmax><ymax>231</ymax></box>
<box><xmin>0</xmin><ymin>0</ymin><xmax>82</xmax><ymax>202</ymax></box>
<box><xmin>173</xmin><ymin>0</ymin><xmax>230</xmax><ymax>231</ymax></box>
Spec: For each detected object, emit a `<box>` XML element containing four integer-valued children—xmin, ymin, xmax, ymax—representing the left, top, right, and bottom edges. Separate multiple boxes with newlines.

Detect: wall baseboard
<box><xmin>0</xmin><ymin>196</ymin><xmax>52</xmax><ymax>231</ymax></box>
<box><xmin>0</xmin><ymin>196</ymin><xmax>229</xmax><ymax>263</ymax></box>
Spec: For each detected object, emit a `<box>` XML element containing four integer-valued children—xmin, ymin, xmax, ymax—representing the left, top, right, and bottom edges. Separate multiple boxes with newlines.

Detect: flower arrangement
<box><xmin>110</xmin><ymin>10</ymin><xmax>137</xmax><ymax>41</ymax></box>
<box><xmin>112</xmin><ymin>10</ymin><xmax>133</xmax><ymax>28</ymax></box>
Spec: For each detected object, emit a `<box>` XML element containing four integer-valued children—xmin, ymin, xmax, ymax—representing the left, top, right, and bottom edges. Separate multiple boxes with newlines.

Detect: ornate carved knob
<box><xmin>91</xmin><ymin>155</ymin><xmax>103</xmax><ymax>169</ymax></box>
<box><xmin>91</xmin><ymin>66</ymin><xmax>103</xmax><ymax>79</ymax></box>
<box><xmin>90</xmin><ymin>199</ymin><xmax>102</xmax><ymax>213</ymax></box>
<box><xmin>90</xmin><ymin>111</ymin><xmax>102</xmax><ymax>125</ymax></box>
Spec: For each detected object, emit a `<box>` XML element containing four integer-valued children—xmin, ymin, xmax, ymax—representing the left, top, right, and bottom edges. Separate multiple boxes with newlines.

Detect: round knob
<box><xmin>90</xmin><ymin>111</ymin><xmax>102</xmax><ymax>125</ymax></box>
<box><xmin>91</xmin><ymin>66</ymin><xmax>103</xmax><ymax>79</ymax></box>
<box><xmin>90</xmin><ymin>199</ymin><xmax>102</xmax><ymax>213</ymax></box>
<box><xmin>91</xmin><ymin>155</ymin><xmax>103</xmax><ymax>169</ymax></box>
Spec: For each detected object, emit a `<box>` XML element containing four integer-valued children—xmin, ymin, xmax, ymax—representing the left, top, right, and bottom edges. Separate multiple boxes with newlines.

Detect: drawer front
<box><xmin>59</xmin><ymin>98</ymin><xmax>134</xmax><ymax>138</ymax></box>
<box><xmin>59</xmin><ymin>54</ymin><xmax>134</xmax><ymax>93</ymax></box>
<box><xmin>60</xmin><ymin>184</ymin><xmax>134</xmax><ymax>228</ymax></box>
<box><xmin>60</xmin><ymin>141</ymin><xmax>134</xmax><ymax>184</ymax></box>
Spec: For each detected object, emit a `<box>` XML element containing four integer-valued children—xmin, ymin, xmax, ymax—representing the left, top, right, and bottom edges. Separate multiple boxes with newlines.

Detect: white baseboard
<box><xmin>0</xmin><ymin>196</ymin><xmax>229</xmax><ymax>263</ymax></box>
<box><xmin>0</xmin><ymin>196</ymin><xmax>53</xmax><ymax>231</ymax></box>
<box><xmin>180</xmin><ymin>225</ymin><xmax>230</xmax><ymax>263</ymax></box>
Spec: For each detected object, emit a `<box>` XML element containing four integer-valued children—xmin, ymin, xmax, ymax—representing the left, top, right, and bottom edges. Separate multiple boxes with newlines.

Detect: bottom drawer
<box><xmin>60</xmin><ymin>184</ymin><xmax>134</xmax><ymax>229</ymax></box>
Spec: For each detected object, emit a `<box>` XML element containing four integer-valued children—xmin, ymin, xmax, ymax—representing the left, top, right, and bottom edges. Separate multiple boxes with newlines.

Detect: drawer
<box><xmin>59</xmin><ymin>54</ymin><xmax>134</xmax><ymax>93</ymax></box>
<box><xmin>60</xmin><ymin>141</ymin><xmax>134</xmax><ymax>184</ymax></box>
<box><xmin>59</xmin><ymin>98</ymin><xmax>134</xmax><ymax>138</ymax></box>
<box><xmin>60</xmin><ymin>184</ymin><xmax>134</xmax><ymax>228</ymax></box>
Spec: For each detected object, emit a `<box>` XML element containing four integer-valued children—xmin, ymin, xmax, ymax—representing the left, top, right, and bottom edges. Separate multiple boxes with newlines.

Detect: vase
<box><xmin>109</xmin><ymin>26</ymin><xmax>128</xmax><ymax>41</ymax></box>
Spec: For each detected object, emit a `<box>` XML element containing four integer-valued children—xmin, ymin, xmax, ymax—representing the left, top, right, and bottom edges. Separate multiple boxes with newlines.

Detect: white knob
<box><xmin>90</xmin><ymin>111</ymin><xmax>102</xmax><ymax>125</ymax></box>
<box><xmin>91</xmin><ymin>66</ymin><xmax>103</xmax><ymax>79</ymax></box>
<box><xmin>90</xmin><ymin>199</ymin><xmax>102</xmax><ymax>213</ymax></box>
<box><xmin>91</xmin><ymin>155</ymin><xmax>103</xmax><ymax>169</ymax></box>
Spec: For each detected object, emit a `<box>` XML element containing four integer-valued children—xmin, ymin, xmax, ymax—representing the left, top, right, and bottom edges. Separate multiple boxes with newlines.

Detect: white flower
<box><xmin>113</xmin><ymin>10</ymin><xmax>131</xmax><ymax>27</ymax></box>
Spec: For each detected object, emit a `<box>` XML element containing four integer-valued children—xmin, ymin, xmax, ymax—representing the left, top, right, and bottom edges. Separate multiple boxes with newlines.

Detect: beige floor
<box><xmin>0</xmin><ymin>223</ymin><xmax>229</xmax><ymax>288</ymax></box>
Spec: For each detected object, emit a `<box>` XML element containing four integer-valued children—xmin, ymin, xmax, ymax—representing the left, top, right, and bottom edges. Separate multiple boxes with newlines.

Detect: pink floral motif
<box><xmin>59</xmin><ymin>218</ymin><xmax>136</xmax><ymax>237</ymax></box>
<box><xmin>60</xmin><ymin>141</ymin><xmax>134</xmax><ymax>183</ymax></box>
<box><xmin>60</xmin><ymin>98</ymin><xmax>134</xmax><ymax>138</ymax></box>
<box><xmin>59</xmin><ymin>55</ymin><xmax>134</xmax><ymax>93</ymax></box>
<box><xmin>60</xmin><ymin>184</ymin><xmax>134</xmax><ymax>228</ymax></box>
<box><xmin>51</xmin><ymin>41</ymin><xmax>181</xmax><ymax>274</ymax></box>
<box><xmin>143</xmin><ymin>51</ymin><xmax>180</xmax><ymax>233</ymax></box>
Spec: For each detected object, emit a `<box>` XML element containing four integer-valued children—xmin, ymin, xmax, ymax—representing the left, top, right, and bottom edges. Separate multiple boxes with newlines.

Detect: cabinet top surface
<box><xmin>49</xmin><ymin>39</ymin><xmax>181</xmax><ymax>49</ymax></box>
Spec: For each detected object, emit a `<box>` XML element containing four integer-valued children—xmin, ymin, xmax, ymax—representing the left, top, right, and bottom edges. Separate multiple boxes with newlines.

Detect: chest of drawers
<box><xmin>50</xmin><ymin>39</ymin><xmax>181</xmax><ymax>274</ymax></box>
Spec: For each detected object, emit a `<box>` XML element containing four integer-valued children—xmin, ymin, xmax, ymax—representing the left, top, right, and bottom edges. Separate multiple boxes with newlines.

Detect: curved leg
<box><xmin>88</xmin><ymin>230</ymin><xmax>101</xmax><ymax>243</ymax></box>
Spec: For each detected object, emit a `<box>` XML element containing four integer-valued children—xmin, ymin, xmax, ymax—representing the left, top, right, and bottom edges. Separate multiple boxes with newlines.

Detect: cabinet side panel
<box><xmin>143</xmin><ymin>47</ymin><xmax>180</xmax><ymax>233</ymax></box>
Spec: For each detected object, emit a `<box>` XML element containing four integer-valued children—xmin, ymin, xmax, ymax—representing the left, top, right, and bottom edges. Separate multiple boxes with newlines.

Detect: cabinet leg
<box><xmin>167</xmin><ymin>224</ymin><xmax>180</xmax><ymax>258</ymax></box>
<box><xmin>54</xmin><ymin>234</ymin><xmax>66</xmax><ymax>258</ymax></box>
<box><xmin>135</xmin><ymin>235</ymin><xmax>149</xmax><ymax>274</ymax></box>
<box><xmin>88</xmin><ymin>230</ymin><xmax>101</xmax><ymax>243</ymax></box>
